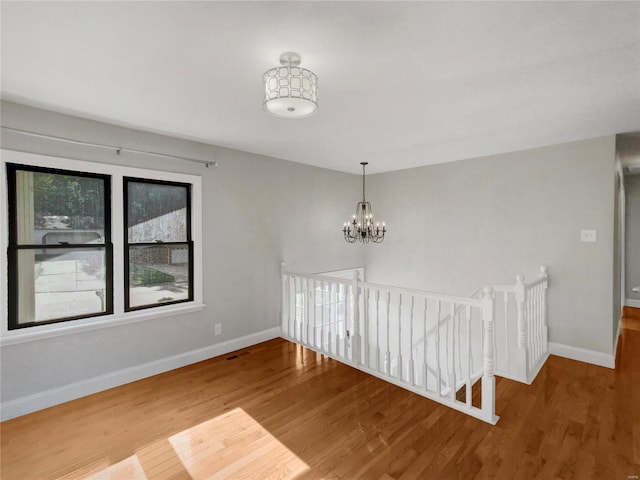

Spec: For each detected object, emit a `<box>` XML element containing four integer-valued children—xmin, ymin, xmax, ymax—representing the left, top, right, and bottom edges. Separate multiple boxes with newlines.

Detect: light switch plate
<box><xmin>580</xmin><ymin>229</ymin><xmax>597</xmax><ymax>242</ymax></box>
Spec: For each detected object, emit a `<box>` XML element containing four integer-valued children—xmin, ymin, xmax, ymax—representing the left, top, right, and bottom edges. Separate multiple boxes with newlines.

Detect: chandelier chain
<box><xmin>362</xmin><ymin>163</ymin><xmax>366</xmax><ymax>202</ymax></box>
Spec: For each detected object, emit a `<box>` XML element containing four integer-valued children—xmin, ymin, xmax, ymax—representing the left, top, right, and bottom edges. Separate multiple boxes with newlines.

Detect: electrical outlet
<box><xmin>580</xmin><ymin>229</ymin><xmax>597</xmax><ymax>242</ymax></box>
<box><xmin>214</xmin><ymin>323</ymin><xmax>222</xmax><ymax>336</ymax></box>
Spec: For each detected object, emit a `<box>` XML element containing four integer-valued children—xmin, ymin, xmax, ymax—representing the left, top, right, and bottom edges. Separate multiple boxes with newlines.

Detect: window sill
<box><xmin>0</xmin><ymin>303</ymin><xmax>206</xmax><ymax>347</ymax></box>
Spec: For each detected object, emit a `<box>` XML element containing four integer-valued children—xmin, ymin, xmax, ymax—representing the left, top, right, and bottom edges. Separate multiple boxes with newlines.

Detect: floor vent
<box><xmin>226</xmin><ymin>351</ymin><xmax>250</xmax><ymax>361</ymax></box>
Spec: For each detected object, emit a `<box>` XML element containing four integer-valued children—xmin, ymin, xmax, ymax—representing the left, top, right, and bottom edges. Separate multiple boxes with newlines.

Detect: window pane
<box><xmin>15</xmin><ymin>248</ymin><xmax>107</xmax><ymax>324</ymax></box>
<box><xmin>127</xmin><ymin>182</ymin><xmax>188</xmax><ymax>243</ymax></box>
<box><xmin>15</xmin><ymin>170</ymin><xmax>106</xmax><ymax>245</ymax></box>
<box><xmin>128</xmin><ymin>245</ymin><xmax>190</xmax><ymax>309</ymax></box>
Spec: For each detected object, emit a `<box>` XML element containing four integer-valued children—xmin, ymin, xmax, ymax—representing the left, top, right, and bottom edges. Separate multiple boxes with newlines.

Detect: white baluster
<box><xmin>515</xmin><ymin>274</ymin><xmax>528</xmax><ymax>378</ymax></box>
<box><xmin>298</xmin><ymin>276</ymin><xmax>304</xmax><ymax>342</ymax></box>
<box><xmin>298</xmin><ymin>277</ymin><xmax>303</xmax><ymax>343</ymax></box>
<box><xmin>537</xmin><ymin>285</ymin><xmax>542</xmax><ymax>364</ymax></box>
<box><xmin>516</xmin><ymin>275</ymin><xmax>526</xmax><ymax>348</ymax></box>
<box><xmin>423</xmin><ymin>297</ymin><xmax>428</xmax><ymax>391</ymax></box>
<box><xmin>364</xmin><ymin>287</ymin><xmax>370</xmax><ymax>368</ymax></box>
<box><xmin>444</xmin><ymin>303</ymin><xmax>450</xmax><ymax>396</ymax></box>
<box><xmin>292</xmin><ymin>276</ymin><xmax>297</xmax><ymax>341</ymax></box>
<box><xmin>449</xmin><ymin>303</ymin><xmax>456</xmax><ymax>402</ymax></box>
<box><xmin>456</xmin><ymin>302</ymin><xmax>462</xmax><ymax>382</ymax></box>
<box><xmin>281</xmin><ymin>263</ymin><xmax>287</xmax><ymax>337</ymax></box>
<box><xmin>534</xmin><ymin>285</ymin><xmax>540</xmax><ymax>366</ymax></box>
<box><xmin>325</xmin><ymin>282</ymin><xmax>329</xmax><ymax>353</ymax></box>
<box><xmin>465</xmin><ymin>305</ymin><xmax>472</xmax><ymax>407</ymax></box>
<box><xmin>376</xmin><ymin>289</ymin><xmax>381</xmax><ymax>372</ymax></box>
<box><xmin>337</xmin><ymin>282</ymin><xmax>342</xmax><ymax>356</ymax></box>
<box><xmin>326</xmin><ymin>281</ymin><xmax>330</xmax><ymax>353</ymax></box>
<box><xmin>533</xmin><ymin>286</ymin><xmax>537</xmax><ymax>367</ymax></box>
<box><xmin>334</xmin><ymin>282</ymin><xmax>339</xmax><ymax>356</ymax></box>
<box><xmin>538</xmin><ymin>283</ymin><xmax>543</xmax><ymax>361</ymax></box>
<box><xmin>310</xmin><ymin>278</ymin><xmax>316</xmax><ymax>348</ymax></box>
<box><xmin>397</xmin><ymin>293</ymin><xmax>403</xmax><ymax>381</ymax></box>
<box><xmin>409</xmin><ymin>295</ymin><xmax>415</xmax><ymax>386</ymax></box>
<box><xmin>287</xmin><ymin>274</ymin><xmax>292</xmax><ymax>339</ymax></box>
<box><xmin>352</xmin><ymin>270</ymin><xmax>360</xmax><ymax>366</ymax></box>
<box><xmin>319</xmin><ymin>281</ymin><xmax>324</xmax><ymax>353</ymax></box>
<box><xmin>301</xmin><ymin>276</ymin><xmax>306</xmax><ymax>344</ymax></box>
<box><xmin>305</xmin><ymin>278</ymin><xmax>311</xmax><ymax>346</ymax></box>
<box><xmin>481</xmin><ymin>286</ymin><xmax>497</xmax><ymax>422</ymax></box>
<box><xmin>299</xmin><ymin>277</ymin><xmax>304</xmax><ymax>345</ymax></box>
<box><xmin>533</xmin><ymin>285</ymin><xmax>540</xmax><ymax>366</ymax></box>
<box><xmin>343</xmin><ymin>283</ymin><xmax>349</xmax><ymax>360</ymax></box>
<box><xmin>527</xmin><ymin>285</ymin><xmax>532</xmax><ymax>370</ymax></box>
<box><xmin>503</xmin><ymin>290</ymin><xmax>510</xmax><ymax>374</ymax></box>
<box><xmin>290</xmin><ymin>275</ymin><xmax>295</xmax><ymax>341</ymax></box>
<box><xmin>435</xmin><ymin>300</ymin><xmax>441</xmax><ymax>396</ymax></box>
<box><xmin>386</xmin><ymin>291</ymin><xmax>391</xmax><ymax>376</ymax></box>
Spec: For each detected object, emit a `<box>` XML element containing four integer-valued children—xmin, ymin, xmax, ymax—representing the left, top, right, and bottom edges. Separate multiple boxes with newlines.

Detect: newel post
<box><xmin>352</xmin><ymin>270</ymin><xmax>361</xmax><ymax>366</ymax></box>
<box><xmin>481</xmin><ymin>286</ymin><xmax>498</xmax><ymax>423</ymax></box>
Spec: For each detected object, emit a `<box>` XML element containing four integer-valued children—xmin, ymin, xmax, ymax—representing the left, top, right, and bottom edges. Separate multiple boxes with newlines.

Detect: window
<box><xmin>1</xmin><ymin>150</ymin><xmax>203</xmax><ymax>340</ymax></box>
<box><xmin>124</xmin><ymin>178</ymin><xmax>193</xmax><ymax>310</ymax></box>
<box><xmin>6</xmin><ymin>164</ymin><xmax>112</xmax><ymax>329</ymax></box>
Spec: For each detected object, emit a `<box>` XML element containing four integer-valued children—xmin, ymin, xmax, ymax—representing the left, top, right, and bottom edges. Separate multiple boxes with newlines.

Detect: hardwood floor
<box><xmin>2</xmin><ymin>313</ymin><xmax>639</xmax><ymax>480</ymax></box>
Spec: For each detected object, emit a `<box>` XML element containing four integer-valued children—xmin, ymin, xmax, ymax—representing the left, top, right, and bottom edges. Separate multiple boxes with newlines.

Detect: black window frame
<box><xmin>6</xmin><ymin>163</ymin><xmax>113</xmax><ymax>330</ymax></box>
<box><xmin>123</xmin><ymin>176</ymin><xmax>194</xmax><ymax>312</ymax></box>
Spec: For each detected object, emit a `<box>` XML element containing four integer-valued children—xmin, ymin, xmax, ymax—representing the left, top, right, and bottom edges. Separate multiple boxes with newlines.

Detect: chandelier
<box><xmin>263</xmin><ymin>52</ymin><xmax>318</xmax><ymax>119</ymax></box>
<box><xmin>343</xmin><ymin>162</ymin><xmax>386</xmax><ymax>243</ymax></box>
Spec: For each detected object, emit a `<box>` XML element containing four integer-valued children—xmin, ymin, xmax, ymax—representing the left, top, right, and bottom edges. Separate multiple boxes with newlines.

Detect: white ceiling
<box><xmin>2</xmin><ymin>1</ymin><xmax>639</xmax><ymax>174</ymax></box>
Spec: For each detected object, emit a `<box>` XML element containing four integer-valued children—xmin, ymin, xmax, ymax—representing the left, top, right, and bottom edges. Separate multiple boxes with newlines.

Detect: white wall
<box><xmin>0</xmin><ymin>101</ymin><xmax>364</xmax><ymax>407</ymax></box>
<box><xmin>364</xmin><ymin>137</ymin><xmax>617</xmax><ymax>355</ymax></box>
<box><xmin>0</xmin><ymin>100</ymin><xmax>621</xmax><ymax>416</ymax></box>
<box><xmin>625</xmin><ymin>174</ymin><xmax>640</xmax><ymax>304</ymax></box>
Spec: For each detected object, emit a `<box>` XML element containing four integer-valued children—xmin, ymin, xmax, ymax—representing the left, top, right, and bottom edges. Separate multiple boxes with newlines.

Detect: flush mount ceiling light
<box><xmin>263</xmin><ymin>52</ymin><xmax>318</xmax><ymax>119</ymax></box>
<box><xmin>343</xmin><ymin>162</ymin><xmax>386</xmax><ymax>244</ymax></box>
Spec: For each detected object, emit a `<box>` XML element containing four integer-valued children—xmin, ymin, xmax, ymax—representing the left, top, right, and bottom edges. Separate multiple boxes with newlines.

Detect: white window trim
<box><xmin>0</xmin><ymin>149</ymin><xmax>204</xmax><ymax>346</ymax></box>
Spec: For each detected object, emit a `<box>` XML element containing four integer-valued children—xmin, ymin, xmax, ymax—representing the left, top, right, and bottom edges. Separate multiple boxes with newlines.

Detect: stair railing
<box><xmin>488</xmin><ymin>266</ymin><xmax>549</xmax><ymax>383</ymax></box>
<box><xmin>280</xmin><ymin>263</ymin><xmax>548</xmax><ymax>424</ymax></box>
<box><xmin>280</xmin><ymin>263</ymin><xmax>500</xmax><ymax>424</ymax></box>
<box><xmin>518</xmin><ymin>266</ymin><xmax>549</xmax><ymax>382</ymax></box>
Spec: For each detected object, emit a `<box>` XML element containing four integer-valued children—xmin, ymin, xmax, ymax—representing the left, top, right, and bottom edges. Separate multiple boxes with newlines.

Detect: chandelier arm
<box><xmin>344</xmin><ymin>231</ymin><xmax>357</xmax><ymax>243</ymax></box>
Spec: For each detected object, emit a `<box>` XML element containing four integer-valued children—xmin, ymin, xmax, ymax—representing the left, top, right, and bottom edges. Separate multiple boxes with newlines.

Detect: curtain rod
<box><xmin>0</xmin><ymin>126</ymin><xmax>220</xmax><ymax>168</ymax></box>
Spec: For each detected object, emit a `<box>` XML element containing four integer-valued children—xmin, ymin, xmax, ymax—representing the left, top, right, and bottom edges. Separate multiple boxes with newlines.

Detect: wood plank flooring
<box><xmin>2</xmin><ymin>312</ymin><xmax>639</xmax><ymax>480</ymax></box>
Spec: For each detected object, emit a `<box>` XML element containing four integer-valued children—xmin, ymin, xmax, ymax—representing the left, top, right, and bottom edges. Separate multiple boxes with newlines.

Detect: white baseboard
<box><xmin>0</xmin><ymin>327</ymin><xmax>281</xmax><ymax>421</ymax></box>
<box><xmin>625</xmin><ymin>298</ymin><xmax>640</xmax><ymax>308</ymax></box>
<box><xmin>548</xmin><ymin>341</ymin><xmax>615</xmax><ymax>369</ymax></box>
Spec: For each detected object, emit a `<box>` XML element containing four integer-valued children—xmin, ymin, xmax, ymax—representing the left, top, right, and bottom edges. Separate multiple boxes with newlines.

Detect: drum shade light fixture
<box><xmin>263</xmin><ymin>52</ymin><xmax>318</xmax><ymax>119</ymax></box>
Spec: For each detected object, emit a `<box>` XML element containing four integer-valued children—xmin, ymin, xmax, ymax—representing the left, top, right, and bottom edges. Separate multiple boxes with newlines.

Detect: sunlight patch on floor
<box><xmin>81</xmin><ymin>455</ymin><xmax>147</xmax><ymax>480</ymax></box>
<box><xmin>168</xmin><ymin>407</ymin><xmax>310</xmax><ymax>479</ymax></box>
<box><xmin>67</xmin><ymin>408</ymin><xmax>310</xmax><ymax>479</ymax></box>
